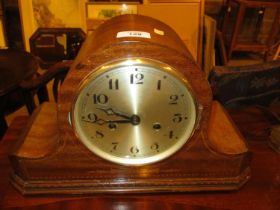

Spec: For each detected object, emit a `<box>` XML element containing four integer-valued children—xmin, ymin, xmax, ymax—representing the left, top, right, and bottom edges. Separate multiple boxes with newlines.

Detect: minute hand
<box><xmin>97</xmin><ymin>107</ymin><xmax>131</xmax><ymax>119</ymax></box>
<box><xmin>96</xmin><ymin>118</ymin><xmax>137</xmax><ymax>125</ymax></box>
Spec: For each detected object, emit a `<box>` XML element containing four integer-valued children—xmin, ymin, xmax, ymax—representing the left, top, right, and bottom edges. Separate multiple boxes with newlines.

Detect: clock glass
<box><xmin>71</xmin><ymin>58</ymin><xmax>198</xmax><ymax>165</ymax></box>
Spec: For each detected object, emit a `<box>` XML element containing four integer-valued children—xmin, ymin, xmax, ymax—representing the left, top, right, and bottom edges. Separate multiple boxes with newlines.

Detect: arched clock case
<box><xmin>9</xmin><ymin>15</ymin><xmax>250</xmax><ymax>194</ymax></box>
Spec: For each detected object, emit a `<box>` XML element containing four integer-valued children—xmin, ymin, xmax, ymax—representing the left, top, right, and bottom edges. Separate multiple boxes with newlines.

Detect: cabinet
<box><xmin>138</xmin><ymin>0</ymin><xmax>204</xmax><ymax>62</ymax></box>
<box><xmin>85</xmin><ymin>0</ymin><xmax>204</xmax><ymax>62</ymax></box>
<box><xmin>221</xmin><ymin>0</ymin><xmax>280</xmax><ymax>60</ymax></box>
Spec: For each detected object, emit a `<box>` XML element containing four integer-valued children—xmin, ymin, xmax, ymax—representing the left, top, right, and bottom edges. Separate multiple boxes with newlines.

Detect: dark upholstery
<box><xmin>209</xmin><ymin>60</ymin><xmax>280</xmax><ymax>108</ymax></box>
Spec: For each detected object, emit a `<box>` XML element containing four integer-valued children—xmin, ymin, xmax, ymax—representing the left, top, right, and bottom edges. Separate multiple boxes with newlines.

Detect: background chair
<box><xmin>0</xmin><ymin>49</ymin><xmax>41</xmax><ymax>138</ymax></box>
<box><xmin>0</xmin><ymin>49</ymin><xmax>72</xmax><ymax>139</ymax></box>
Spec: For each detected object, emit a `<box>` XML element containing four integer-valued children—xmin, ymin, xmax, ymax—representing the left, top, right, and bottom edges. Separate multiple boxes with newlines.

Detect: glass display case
<box><xmin>221</xmin><ymin>0</ymin><xmax>280</xmax><ymax>59</ymax></box>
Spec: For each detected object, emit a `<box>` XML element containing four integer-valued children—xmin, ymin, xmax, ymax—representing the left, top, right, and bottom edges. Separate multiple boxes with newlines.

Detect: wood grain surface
<box><xmin>7</xmin><ymin>15</ymin><xmax>251</xmax><ymax>194</ymax></box>
<box><xmin>0</xmin><ymin>105</ymin><xmax>279</xmax><ymax>209</ymax></box>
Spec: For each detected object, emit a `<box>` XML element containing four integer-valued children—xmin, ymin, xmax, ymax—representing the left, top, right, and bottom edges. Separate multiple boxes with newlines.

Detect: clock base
<box><xmin>11</xmin><ymin>168</ymin><xmax>250</xmax><ymax>195</ymax></box>
<box><xmin>9</xmin><ymin>102</ymin><xmax>250</xmax><ymax>195</ymax></box>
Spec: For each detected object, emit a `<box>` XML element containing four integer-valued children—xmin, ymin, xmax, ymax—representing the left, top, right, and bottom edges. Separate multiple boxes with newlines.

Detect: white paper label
<box><xmin>116</xmin><ymin>31</ymin><xmax>151</xmax><ymax>39</ymax></box>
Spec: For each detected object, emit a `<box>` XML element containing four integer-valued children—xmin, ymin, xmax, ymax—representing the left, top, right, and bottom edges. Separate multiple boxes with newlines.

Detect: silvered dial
<box><xmin>72</xmin><ymin>59</ymin><xmax>197</xmax><ymax>165</ymax></box>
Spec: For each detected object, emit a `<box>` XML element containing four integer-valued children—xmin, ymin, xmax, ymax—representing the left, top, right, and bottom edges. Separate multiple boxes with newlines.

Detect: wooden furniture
<box><xmin>138</xmin><ymin>0</ymin><xmax>204</xmax><ymax>62</ymax></box>
<box><xmin>29</xmin><ymin>28</ymin><xmax>85</xmax><ymax>69</ymax></box>
<box><xmin>8</xmin><ymin>14</ymin><xmax>250</xmax><ymax>194</ymax></box>
<box><xmin>20</xmin><ymin>60</ymin><xmax>73</xmax><ymax>103</ymax></box>
<box><xmin>85</xmin><ymin>0</ymin><xmax>204</xmax><ymax>62</ymax></box>
<box><xmin>0</xmin><ymin>49</ymin><xmax>72</xmax><ymax>139</ymax></box>
<box><xmin>222</xmin><ymin>0</ymin><xmax>280</xmax><ymax>59</ymax></box>
<box><xmin>0</xmin><ymin>105</ymin><xmax>279</xmax><ymax>209</ymax></box>
<box><xmin>0</xmin><ymin>49</ymin><xmax>44</xmax><ymax>138</ymax></box>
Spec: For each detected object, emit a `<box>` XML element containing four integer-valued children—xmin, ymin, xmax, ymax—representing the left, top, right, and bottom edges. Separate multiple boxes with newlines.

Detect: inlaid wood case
<box><xmin>9</xmin><ymin>15</ymin><xmax>250</xmax><ymax>195</ymax></box>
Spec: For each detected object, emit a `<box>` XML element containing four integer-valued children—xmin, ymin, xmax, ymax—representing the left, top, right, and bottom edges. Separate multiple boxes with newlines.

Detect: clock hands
<box><xmin>84</xmin><ymin>107</ymin><xmax>141</xmax><ymax>126</ymax></box>
<box><xmin>97</xmin><ymin>107</ymin><xmax>131</xmax><ymax>120</ymax></box>
<box><xmin>97</xmin><ymin>107</ymin><xmax>141</xmax><ymax>126</ymax></box>
<box><xmin>97</xmin><ymin>119</ymin><xmax>132</xmax><ymax>125</ymax></box>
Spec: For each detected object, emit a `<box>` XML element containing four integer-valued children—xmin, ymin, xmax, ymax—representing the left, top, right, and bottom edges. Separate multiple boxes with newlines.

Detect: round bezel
<box><xmin>71</xmin><ymin>58</ymin><xmax>199</xmax><ymax>166</ymax></box>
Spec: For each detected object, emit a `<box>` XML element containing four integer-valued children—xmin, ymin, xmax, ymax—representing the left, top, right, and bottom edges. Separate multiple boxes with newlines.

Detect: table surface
<box><xmin>233</xmin><ymin>0</ymin><xmax>280</xmax><ymax>3</ymax></box>
<box><xmin>0</xmin><ymin>106</ymin><xmax>279</xmax><ymax>210</ymax></box>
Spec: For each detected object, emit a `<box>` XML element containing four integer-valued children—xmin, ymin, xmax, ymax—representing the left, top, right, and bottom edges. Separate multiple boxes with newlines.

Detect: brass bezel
<box><xmin>71</xmin><ymin>58</ymin><xmax>201</xmax><ymax>166</ymax></box>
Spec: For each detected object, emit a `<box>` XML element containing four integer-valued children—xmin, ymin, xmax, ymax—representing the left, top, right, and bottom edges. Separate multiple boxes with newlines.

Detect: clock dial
<box><xmin>72</xmin><ymin>59</ymin><xmax>198</xmax><ymax>165</ymax></box>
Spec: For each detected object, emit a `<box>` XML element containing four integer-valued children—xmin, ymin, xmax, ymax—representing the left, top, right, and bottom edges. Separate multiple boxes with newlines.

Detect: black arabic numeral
<box><xmin>167</xmin><ymin>131</ymin><xmax>178</xmax><ymax>140</ymax></box>
<box><xmin>130</xmin><ymin>146</ymin><xmax>140</xmax><ymax>154</ymax></box>
<box><xmin>169</xmin><ymin>130</ymin><xmax>174</xmax><ymax>139</ymax></box>
<box><xmin>93</xmin><ymin>94</ymin><xmax>108</xmax><ymax>104</ymax></box>
<box><xmin>111</xmin><ymin>142</ymin><xmax>119</xmax><ymax>152</ymax></box>
<box><xmin>95</xmin><ymin>130</ymin><xmax>104</xmax><ymax>139</ymax></box>
<box><xmin>172</xmin><ymin>113</ymin><xmax>183</xmax><ymax>123</ymax></box>
<box><xmin>169</xmin><ymin>95</ymin><xmax>179</xmax><ymax>105</ymax></box>
<box><xmin>87</xmin><ymin>113</ymin><xmax>98</xmax><ymax>122</ymax></box>
<box><xmin>109</xmin><ymin>79</ymin><xmax>119</xmax><ymax>90</ymax></box>
<box><xmin>130</xmin><ymin>73</ymin><xmax>144</xmax><ymax>84</ymax></box>
<box><xmin>151</xmin><ymin>143</ymin><xmax>159</xmax><ymax>152</ymax></box>
<box><xmin>157</xmin><ymin>80</ymin><xmax>161</xmax><ymax>90</ymax></box>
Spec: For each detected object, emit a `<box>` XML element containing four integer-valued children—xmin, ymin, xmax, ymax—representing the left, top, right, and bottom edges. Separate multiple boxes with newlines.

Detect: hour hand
<box><xmin>97</xmin><ymin>119</ymin><xmax>131</xmax><ymax>125</ymax></box>
<box><xmin>97</xmin><ymin>118</ymin><xmax>140</xmax><ymax>126</ymax></box>
<box><xmin>97</xmin><ymin>107</ymin><xmax>131</xmax><ymax>119</ymax></box>
<box><xmin>83</xmin><ymin>112</ymin><xmax>140</xmax><ymax>126</ymax></box>
<box><xmin>82</xmin><ymin>116</ymin><xmax>130</xmax><ymax>125</ymax></box>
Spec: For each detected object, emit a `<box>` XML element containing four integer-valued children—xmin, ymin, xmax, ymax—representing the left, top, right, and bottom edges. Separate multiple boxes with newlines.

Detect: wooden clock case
<box><xmin>9</xmin><ymin>15</ymin><xmax>250</xmax><ymax>195</ymax></box>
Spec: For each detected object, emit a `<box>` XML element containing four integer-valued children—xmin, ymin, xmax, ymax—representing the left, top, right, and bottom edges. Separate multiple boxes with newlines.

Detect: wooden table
<box><xmin>0</xmin><ymin>106</ymin><xmax>279</xmax><ymax>210</ymax></box>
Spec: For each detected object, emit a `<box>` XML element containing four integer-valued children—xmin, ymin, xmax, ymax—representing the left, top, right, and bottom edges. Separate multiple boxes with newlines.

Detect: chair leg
<box><xmin>37</xmin><ymin>85</ymin><xmax>49</xmax><ymax>104</ymax></box>
<box><xmin>22</xmin><ymin>91</ymin><xmax>36</xmax><ymax>115</ymax></box>
<box><xmin>228</xmin><ymin>3</ymin><xmax>246</xmax><ymax>59</ymax></box>
<box><xmin>0</xmin><ymin>113</ymin><xmax>8</xmax><ymax>139</ymax></box>
<box><xmin>53</xmin><ymin>73</ymin><xmax>67</xmax><ymax>102</ymax></box>
<box><xmin>52</xmin><ymin>78</ymin><xmax>60</xmax><ymax>102</ymax></box>
<box><xmin>273</xmin><ymin>44</ymin><xmax>280</xmax><ymax>60</ymax></box>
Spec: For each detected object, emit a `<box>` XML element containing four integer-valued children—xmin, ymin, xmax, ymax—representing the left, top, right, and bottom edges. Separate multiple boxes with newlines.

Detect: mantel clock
<box><xmin>10</xmin><ymin>15</ymin><xmax>250</xmax><ymax>194</ymax></box>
